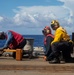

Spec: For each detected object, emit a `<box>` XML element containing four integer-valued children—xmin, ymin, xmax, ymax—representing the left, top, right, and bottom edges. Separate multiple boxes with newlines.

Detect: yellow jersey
<box><xmin>51</xmin><ymin>26</ymin><xmax>72</xmax><ymax>44</ymax></box>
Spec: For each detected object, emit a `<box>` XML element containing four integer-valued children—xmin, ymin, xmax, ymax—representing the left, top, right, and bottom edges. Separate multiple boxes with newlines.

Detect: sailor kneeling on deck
<box><xmin>48</xmin><ymin>20</ymin><xmax>73</xmax><ymax>64</ymax></box>
<box><xmin>42</xmin><ymin>26</ymin><xmax>54</xmax><ymax>61</ymax></box>
<box><xmin>0</xmin><ymin>30</ymin><xmax>26</xmax><ymax>58</ymax></box>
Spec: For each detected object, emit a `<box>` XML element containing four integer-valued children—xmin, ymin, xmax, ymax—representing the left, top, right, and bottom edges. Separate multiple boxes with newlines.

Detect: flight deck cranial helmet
<box><xmin>42</xmin><ymin>26</ymin><xmax>51</xmax><ymax>35</ymax></box>
<box><xmin>0</xmin><ymin>31</ymin><xmax>5</xmax><ymax>39</ymax></box>
<box><xmin>50</xmin><ymin>20</ymin><xmax>60</xmax><ymax>29</ymax></box>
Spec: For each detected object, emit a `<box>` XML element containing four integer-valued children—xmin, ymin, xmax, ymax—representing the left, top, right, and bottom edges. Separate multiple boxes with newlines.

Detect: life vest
<box><xmin>7</xmin><ymin>30</ymin><xmax>24</xmax><ymax>49</ymax></box>
<box><xmin>44</xmin><ymin>34</ymin><xmax>54</xmax><ymax>45</ymax></box>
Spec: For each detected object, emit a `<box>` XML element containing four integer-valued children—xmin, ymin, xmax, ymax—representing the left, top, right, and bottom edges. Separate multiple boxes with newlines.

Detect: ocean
<box><xmin>0</xmin><ymin>35</ymin><xmax>44</xmax><ymax>48</ymax></box>
<box><xmin>24</xmin><ymin>35</ymin><xmax>44</xmax><ymax>47</ymax></box>
<box><xmin>0</xmin><ymin>35</ymin><xmax>72</xmax><ymax>48</ymax></box>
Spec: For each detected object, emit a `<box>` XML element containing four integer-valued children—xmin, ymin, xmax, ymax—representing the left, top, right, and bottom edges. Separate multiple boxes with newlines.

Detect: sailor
<box><xmin>42</xmin><ymin>26</ymin><xmax>54</xmax><ymax>61</ymax></box>
<box><xmin>0</xmin><ymin>30</ymin><xmax>26</xmax><ymax>58</ymax></box>
<box><xmin>49</xmin><ymin>20</ymin><xmax>73</xmax><ymax>63</ymax></box>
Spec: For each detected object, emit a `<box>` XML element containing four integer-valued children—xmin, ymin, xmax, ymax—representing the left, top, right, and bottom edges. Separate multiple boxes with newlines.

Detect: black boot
<box><xmin>59</xmin><ymin>51</ymin><xmax>65</xmax><ymax>64</ymax></box>
<box><xmin>49</xmin><ymin>58</ymin><xmax>60</xmax><ymax>64</ymax></box>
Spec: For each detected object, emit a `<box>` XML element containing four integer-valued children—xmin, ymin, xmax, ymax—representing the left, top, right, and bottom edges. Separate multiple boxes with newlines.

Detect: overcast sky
<box><xmin>0</xmin><ymin>0</ymin><xmax>74</xmax><ymax>35</ymax></box>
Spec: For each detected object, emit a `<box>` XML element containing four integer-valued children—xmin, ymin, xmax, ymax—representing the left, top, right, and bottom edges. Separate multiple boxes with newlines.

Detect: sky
<box><xmin>0</xmin><ymin>0</ymin><xmax>74</xmax><ymax>35</ymax></box>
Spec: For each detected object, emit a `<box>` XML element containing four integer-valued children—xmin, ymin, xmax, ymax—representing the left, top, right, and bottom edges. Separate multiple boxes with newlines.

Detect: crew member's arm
<box><xmin>3</xmin><ymin>31</ymin><xmax>13</xmax><ymax>49</ymax></box>
<box><xmin>51</xmin><ymin>30</ymin><xmax>62</xmax><ymax>44</ymax></box>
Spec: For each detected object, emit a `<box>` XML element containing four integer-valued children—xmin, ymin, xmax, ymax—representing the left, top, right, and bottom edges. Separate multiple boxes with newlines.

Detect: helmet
<box><xmin>44</xmin><ymin>26</ymin><xmax>50</xmax><ymax>29</ymax></box>
<box><xmin>51</xmin><ymin>20</ymin><xmax>60</xmax><ymax>28</ymax></box>
<box><xmin>0</xmin><ymin>32</ymin><xmax>4</xmax><ymax>36</ymax></box>
<box><xmin>0</xmin><ymin>32</ymin><xmax>5</xmax><ymax>39</ymax></box>
<box><xmin>42</xmin><ymin>26</ymin><xmax>51</xmax><ymax>34</ymax></box>
<box><xmin>51</xmin><ymin>20</ymin><xmax>59</xmax><ymax>25</ymax></box>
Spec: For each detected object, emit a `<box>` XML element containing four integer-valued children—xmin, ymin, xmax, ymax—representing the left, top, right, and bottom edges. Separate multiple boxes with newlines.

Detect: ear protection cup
<box><xmin>43</xmin><ymin>26</ymin><xmax>51</xmax><ymax>34</ymax></box>
<box><xmin>46</xmin><ymin>29</ymin><xmax>50</xmax><ymax>34</ymax></box>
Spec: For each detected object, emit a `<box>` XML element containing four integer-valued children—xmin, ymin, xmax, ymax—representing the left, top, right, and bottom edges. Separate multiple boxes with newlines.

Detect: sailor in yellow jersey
<box><xmin>48</xmin><ymin>20</ymin><xmax>73</xmax><ymax>63</ymax></box>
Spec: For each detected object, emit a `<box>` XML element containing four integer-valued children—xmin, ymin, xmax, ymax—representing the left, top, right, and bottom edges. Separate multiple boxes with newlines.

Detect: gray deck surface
<box><xmin>0</xmin><ymin>56</ymin><xmax>74</xmax><ymax>73</ymax></box>
<box><xmin>0</xmin><ymin>49</ymin><xmax>74</xmax><ymax>75</ymax></box>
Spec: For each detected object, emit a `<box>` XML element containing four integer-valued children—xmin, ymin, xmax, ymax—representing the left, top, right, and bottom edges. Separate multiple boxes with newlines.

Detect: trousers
<box><xmin>48</xmin><ymin>41</ymin><xmax>73</xmax><ymax>61</ymax></box>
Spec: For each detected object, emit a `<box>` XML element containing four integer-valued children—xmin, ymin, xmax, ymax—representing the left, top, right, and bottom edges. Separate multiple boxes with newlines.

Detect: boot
<box><xmin>49</xmin><ymin>58</ymin><xmax>60</xmax><ymax>64</ymax></box>
<box><xmin>59</xmin><ymin>51</ymin><xmax>65</xmax><ymax>64</ymax></box>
